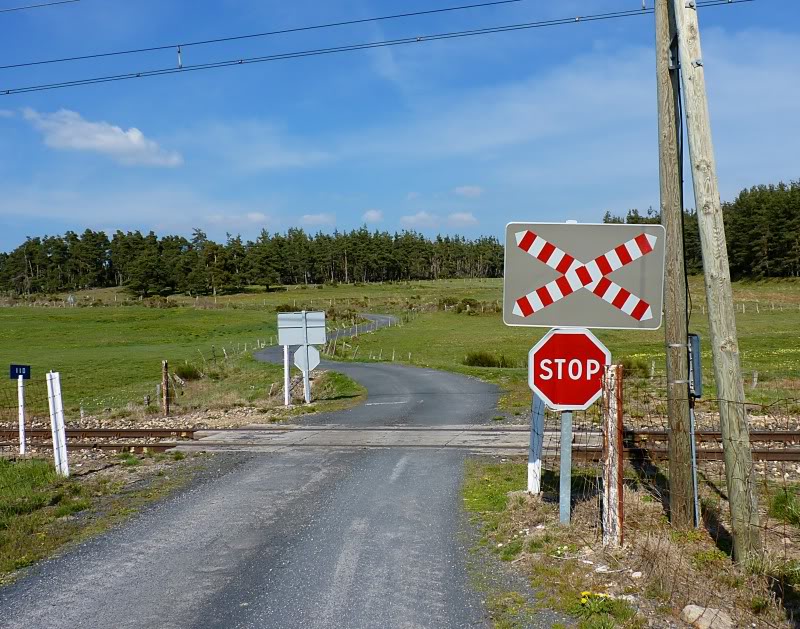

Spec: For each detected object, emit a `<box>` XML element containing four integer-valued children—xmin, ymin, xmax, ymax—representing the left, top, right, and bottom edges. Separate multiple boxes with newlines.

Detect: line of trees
<box><xmin>1</xmin><ymin>180</ymin><xmax>797</xmax><ymax>296</ymax></box>
<box><xmin>603</xmin><ymin>180</ymin><xmax>800</xmax><ymax>279</ymax></box>
<box><xmin>0</xmin><ymin>227</ymin><xmax>504</xmax><ymax>296</ymax></box>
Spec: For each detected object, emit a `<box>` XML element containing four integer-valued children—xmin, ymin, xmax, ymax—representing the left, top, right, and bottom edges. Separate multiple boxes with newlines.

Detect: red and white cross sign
<box><xmin>513</xmin><ymin>229</ymin><xmax>657</xmax><ymax>322</ymax></box>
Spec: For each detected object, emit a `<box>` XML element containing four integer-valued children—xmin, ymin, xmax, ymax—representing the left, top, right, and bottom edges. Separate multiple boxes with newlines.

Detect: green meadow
<box><xmin>0</xmin><ymin>276</ymin><xmax>798</xmax><ymax>419</ymax></box>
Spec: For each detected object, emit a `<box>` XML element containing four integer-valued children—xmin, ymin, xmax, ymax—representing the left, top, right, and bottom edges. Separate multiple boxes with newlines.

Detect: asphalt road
<box><xmin>0</xmin><ymin>315</ymin><xmax>500</xmax><ymax>629</ymax></box>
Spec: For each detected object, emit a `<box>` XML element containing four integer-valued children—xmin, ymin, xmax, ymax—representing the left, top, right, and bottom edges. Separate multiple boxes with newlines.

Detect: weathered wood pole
<box><xmin>656</xmin><ymin>0</ymin><xmax>694</xmax><ymax>528</ymax></box>
<box><xmin>602</xmin><ymin>365</ymin><xmax>624</xmax><ymax>547</ymax></box>
<box><xmin>161</xmin><ymin>360</ymin><xmax>170</xmax><ymax>417</ymax></box>
<box><xmin>672</xmin><ymin>0</ymin><xmax>760</xmax><ymax>559</ymax></box>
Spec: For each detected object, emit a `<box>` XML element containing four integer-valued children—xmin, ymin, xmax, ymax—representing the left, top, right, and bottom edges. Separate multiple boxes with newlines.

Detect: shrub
<box><xmin>620</xmin><ymin>356</ymin><xmax>650</xmax><ymax>378</ymax></box>
<box><xmin>438</xmin><ymin>296</ymin><xmax>459</xmax><ymax>310</ymax></box>
<box><xmin>174</xmin><ymin>362</ymin><xmax>202</xmax><ymax>381</ymax></box>
<box><xmin>769</xmin><ymin>489</ymin><xmax>800</xmax><ymax>526</ymax></box>
<box><xmin>274</xmin><ymin>303</ymin><xmax>294</xmax><ymax>312</ymax></box>
<box><xmin>463</xmin><ymin>351</ymin><xmax>514</xmax><ymax>368</ymax></box>
<box><xmin>455</xmin><ymin>298</ymin><xmax>480</xmax><ymax>314</ymax></box>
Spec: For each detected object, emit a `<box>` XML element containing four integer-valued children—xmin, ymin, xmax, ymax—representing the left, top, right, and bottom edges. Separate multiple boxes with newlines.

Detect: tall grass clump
<box><xmin>463</xmin><ymin>351</ymin><xmax>514</xmax><ymax>368</ymax></box>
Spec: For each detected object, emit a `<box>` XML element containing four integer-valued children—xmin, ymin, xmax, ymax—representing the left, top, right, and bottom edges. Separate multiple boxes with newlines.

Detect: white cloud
<box><xmin>447</xmin><ymin>212</ymin><xmax>479</xmax><ymax>227</ymax></box>
<box><xmin>362</xmin><ymin>209</ymin><xmax>383</xmax><ymax>223</ymax></box>
<box><xmin>400</xmin><ymin>211</ymin><xmax>439</xmax><ymax>229</ymax></box>
<box><xmin>454</xmin><ymin>186</ymin><xmax>483</xmax><ymax>198</ymax></box>
<box><xmin>22</xmin><ymin>108</ymin><xmax>183</xmax><ymax>167</ymax></box>
<box><xmin>0</xmin><ymin>109</ymin><xmax>14</xmax><ymax>119</ymax></box>
<box><xmin>207</xmin><ymin>212</ymin><xmax>269</xmax><ymax>227</ymax></box>
<box><xmin>246</xmin><ymin>212</ymin><xmax>268</xmax><ymax>223</ymax></box>
<box><xmin>302</xmin><ymin>213</ymin><xmax>335</xmax><ymax>226</ymax></box>
<box><xmin>190</xmin><ymin>121</ymin><xmax>330</xmax><ymax>172</ymax></box>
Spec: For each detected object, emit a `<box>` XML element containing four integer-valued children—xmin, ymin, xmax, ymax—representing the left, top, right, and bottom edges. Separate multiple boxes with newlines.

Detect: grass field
<box><xmin>0</xmin><ymin>306</ymin><xmax>281</xmax><ymax>416</ymax></box>
<box><xmin>1</xmin><ymin>277</ymin><xmax>798</xmax><ymax>419</ymax></box>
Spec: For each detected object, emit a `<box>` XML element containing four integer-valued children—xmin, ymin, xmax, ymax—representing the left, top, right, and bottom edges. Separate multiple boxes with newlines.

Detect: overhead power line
<box><xmin>0</xmin><ymin>0</ymin><xmax>526</xmax><ymax>70</ymax></box>
<box><xmin>0</xmin><ymin>0</ymin><xmax>754</xmax><ymax>96</ymax></box>
<box><xmin>0</xmin><ymin>0</ymin><xmax>78</xmax><ymax>14</ymax></box>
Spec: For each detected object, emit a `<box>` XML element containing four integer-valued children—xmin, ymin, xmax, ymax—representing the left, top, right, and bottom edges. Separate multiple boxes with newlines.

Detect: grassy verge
<box><xmin>0</xmin><ymin>452</ymin><xmax>202</xmax><ymax>584</ymax></box>
<box><xmin>463</xmin><ymin>457</ymin><xmax>800</xmax><ymax>627</ymax></box>
<box><xmin>463</xmin><ymin>458</ymin><xmax>640</xmax><ymax>628</ymax></box>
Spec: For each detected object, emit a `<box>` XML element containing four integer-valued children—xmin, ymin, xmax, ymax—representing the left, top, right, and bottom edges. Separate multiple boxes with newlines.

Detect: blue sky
<box><xmin>0</xmin><ymin>0</ymin><xmax>798</xmax><ymax>251</ymax></box>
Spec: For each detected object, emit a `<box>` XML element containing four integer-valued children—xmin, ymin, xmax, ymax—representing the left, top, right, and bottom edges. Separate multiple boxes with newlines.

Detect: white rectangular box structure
<box><xmin>278</xmin><ymin>311</ymin><xmax>327</xmax><ymax>346</ymax></box>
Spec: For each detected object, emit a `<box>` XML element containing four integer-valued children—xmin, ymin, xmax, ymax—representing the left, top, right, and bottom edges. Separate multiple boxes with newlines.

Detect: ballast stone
<box><xmin>680</xmin><ymin>604</ymin><xmax>734</xmax><ymax>629</ymax></box>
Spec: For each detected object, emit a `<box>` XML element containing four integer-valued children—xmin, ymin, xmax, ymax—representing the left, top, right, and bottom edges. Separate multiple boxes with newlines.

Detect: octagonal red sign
<box><xmin>528</xmin><ymin>328</ymin><xmax>611</xmax><ymax>411</ymax></box>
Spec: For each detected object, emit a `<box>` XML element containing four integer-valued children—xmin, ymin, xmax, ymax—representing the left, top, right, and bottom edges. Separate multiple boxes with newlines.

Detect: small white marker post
<box><xmin>528</xmin><ymin>394</ymin><xmax>545</xmax><ymax>494</ymax></box>
<box><xmin>17</xmin><ymin>375</ymin><xmax>26</xmax><ymax>456</ymax></box>
<box><xmin>283</xmin><ymin>345</ymin><xmax>290</xmax><ymax>407</ymax></box>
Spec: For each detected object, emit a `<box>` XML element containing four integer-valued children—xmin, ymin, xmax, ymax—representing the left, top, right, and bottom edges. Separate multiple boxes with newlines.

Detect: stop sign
<box><xmin>528</xmin><ymin>328</ymin><xmax>611</xmax><ymax>411</ymax></box>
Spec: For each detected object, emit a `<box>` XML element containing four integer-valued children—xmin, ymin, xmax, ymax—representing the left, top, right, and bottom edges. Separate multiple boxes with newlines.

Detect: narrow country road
<box><xmin>0</xmin><ymin>315</ymin><xmax>503</xmax><ymax>629</ymax></box>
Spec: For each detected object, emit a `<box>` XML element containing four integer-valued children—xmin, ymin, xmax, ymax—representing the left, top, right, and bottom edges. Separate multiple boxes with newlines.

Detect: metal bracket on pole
<box><xmin>528</xmin><ymin>394</ymin><xmax>545</xmax><ymax>494</ymax></box>
<box><xmin>560</xmin><ymin>411</ymin><xmax>573</xmax><ymax>525</ymax></box>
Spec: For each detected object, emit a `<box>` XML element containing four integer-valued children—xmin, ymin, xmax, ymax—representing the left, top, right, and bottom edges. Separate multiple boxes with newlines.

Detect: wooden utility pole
<box><xmin>672</xmin><ymin>0</ymin><xmax>760</xmax><ymax>559</ymax></box>
<box><xmin>161</xmin><ymin>360</ymin><xmax>170</xmax><ymax>417</ymax></box>
<box><xmin>655</xmin><ymin>0</ymin><xmax>694</xmax><ymax>529</ymax></box>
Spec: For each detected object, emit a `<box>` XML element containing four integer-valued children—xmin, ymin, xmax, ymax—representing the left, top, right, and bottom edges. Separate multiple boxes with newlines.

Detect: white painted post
<box><xmin>46</xmin><ymin>372</ymin><xmax>59</xmax><ymax>471</ymax></box>
<box><xmin>302</xmin><ymin>311</ymin><xmax>311</xmax><ymax>404</ymax></box>
<box><xmin>528</xmin><ymin>394</ymin><xmax>545</xmax><ymax>494</ymax></box>
<box><xmin>46</xmin><ymin>372</ymin><xmax>69</xmax><ymax>477</ymax></box>
<box><xmin>17</xmin><ymin>375</ymin><xmax>26</xmax><ymax>456</ymax></box>
<box><xmin>53</xmin><ymin>372</ymin><xmax>69</xmax><ymax>477</ymax></box>
<box><xmin>283</xmin><ymin>345</ymin><xmax>290</xmax><ymax>406</ymax></box>
<box><xmin>602</xmin><ymin>365</ymin><xmax>623</xmax><ymax>547</ymax></box>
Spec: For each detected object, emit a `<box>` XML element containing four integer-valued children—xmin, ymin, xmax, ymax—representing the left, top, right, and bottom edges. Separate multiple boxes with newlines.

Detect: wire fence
<box><xmin>532</xmin><ymin>372</ymin><xmax>800</xmax><ymax>626</ymax></box>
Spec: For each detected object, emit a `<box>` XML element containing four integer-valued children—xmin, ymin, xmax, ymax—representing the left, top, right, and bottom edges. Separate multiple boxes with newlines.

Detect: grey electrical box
<box><xmin>688</xmin><ymin>333</ymin><xmax>702</xmax><ymax>399</ymax></box>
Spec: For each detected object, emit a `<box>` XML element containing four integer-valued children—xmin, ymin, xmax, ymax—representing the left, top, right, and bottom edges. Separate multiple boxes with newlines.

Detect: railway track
<box><xmin>2</xmin><ymin>427</ymin><xmax>800</xmax><ymax>460</ymax></box>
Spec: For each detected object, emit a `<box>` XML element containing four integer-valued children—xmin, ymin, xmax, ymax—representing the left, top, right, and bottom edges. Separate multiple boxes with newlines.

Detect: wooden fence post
<box><xmin>162</xmin><ymin>360</ymin><xmax>170</xmax><ymax>417</ymax></box>
<box><xmin>602</xmin><ymin>364</ymin><xmax>624</xmax><ymax>548</ymax></box>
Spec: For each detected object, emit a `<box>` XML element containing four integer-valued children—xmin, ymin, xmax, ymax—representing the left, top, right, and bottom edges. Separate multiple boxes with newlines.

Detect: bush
<box><xmin>769</xmin><ymin>489</ymin><xmax>800</xmax><ymax>526</ymax></box>
<box><xmin>274</xmin><ymin>303</ymin><xmax>294</xmax><ymax>312</ymax></box>
<box><xmin>463</xmin><ymin>351</ymin><xmax>514</xmax><ymax>368</ymax></box>
<box><xmin>438</xmin><ymin>296</ymin><xmax>459</xmax><ymax>310</ymax></box>
<box><xmin>455</xmin><ymin>298</ymin><xmax>480</xmax><ymax>314</ymax></box>
<box><xmin>174</xmin><ymin>362</ymin><xmax>202</xmax><ymax>381</ymax></box>
<box><xmin>143</xmin><ymin>296</ymin><xmax>177</xmax><ymax>308</ymax></box>
<box><xmin>620</xmin><ymin>356</ymin><xmax>650</xmax><ymax>378</ymax></box>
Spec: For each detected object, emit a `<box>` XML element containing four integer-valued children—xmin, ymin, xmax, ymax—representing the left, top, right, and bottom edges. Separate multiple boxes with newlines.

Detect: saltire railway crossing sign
<box><xmin>503</xmin><ymin>223</ymin><xmax>666</xmax><ymax>330</ymax></box>
<box><xmin>503</xmin><ymin>222</ymin><xmax>666</xmax><ymax>519</ymax></box>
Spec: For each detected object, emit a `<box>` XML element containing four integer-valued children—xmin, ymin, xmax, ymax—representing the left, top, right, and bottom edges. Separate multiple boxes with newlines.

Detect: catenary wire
<box><xmin>0</xmin><ymin>0</ymin><xmax>78</xmax><ymax>13</ymax></box>
<box><xmin>0</xmin><ymin>0</ymin><xmax>525</xmax><ymax>69</ymax></box>
<box><xmin>0</xmin><ymin>0</ymin><xmax>755</xmax><ymax>96</ymax></box>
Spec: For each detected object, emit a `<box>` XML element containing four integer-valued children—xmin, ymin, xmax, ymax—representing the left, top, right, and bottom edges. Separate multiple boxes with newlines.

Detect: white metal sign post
<box><xmin>17</xmin><ymin>376</ymin><xmax>26</xmax><ymax>456</ymax></box>
<box><xmin>283</xmin><ymin>345</ymin><xmax>290</xmax><ymax>407</ymax></box>
<box><xmin>278</xmin><ymin>311</ymin><xmax>326</xmax><ymax>405</ymax></box>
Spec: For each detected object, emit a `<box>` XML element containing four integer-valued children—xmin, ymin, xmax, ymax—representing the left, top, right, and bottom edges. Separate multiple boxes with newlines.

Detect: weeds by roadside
<box><xmin>0</xmin><ymin>452</ymin><xmax>206</xmax><ymax>584</ymax></box>
<box><xmin>463</xmin><ymin>457</ymin><xmax>799</xmax><ymax>627</ymax></box>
